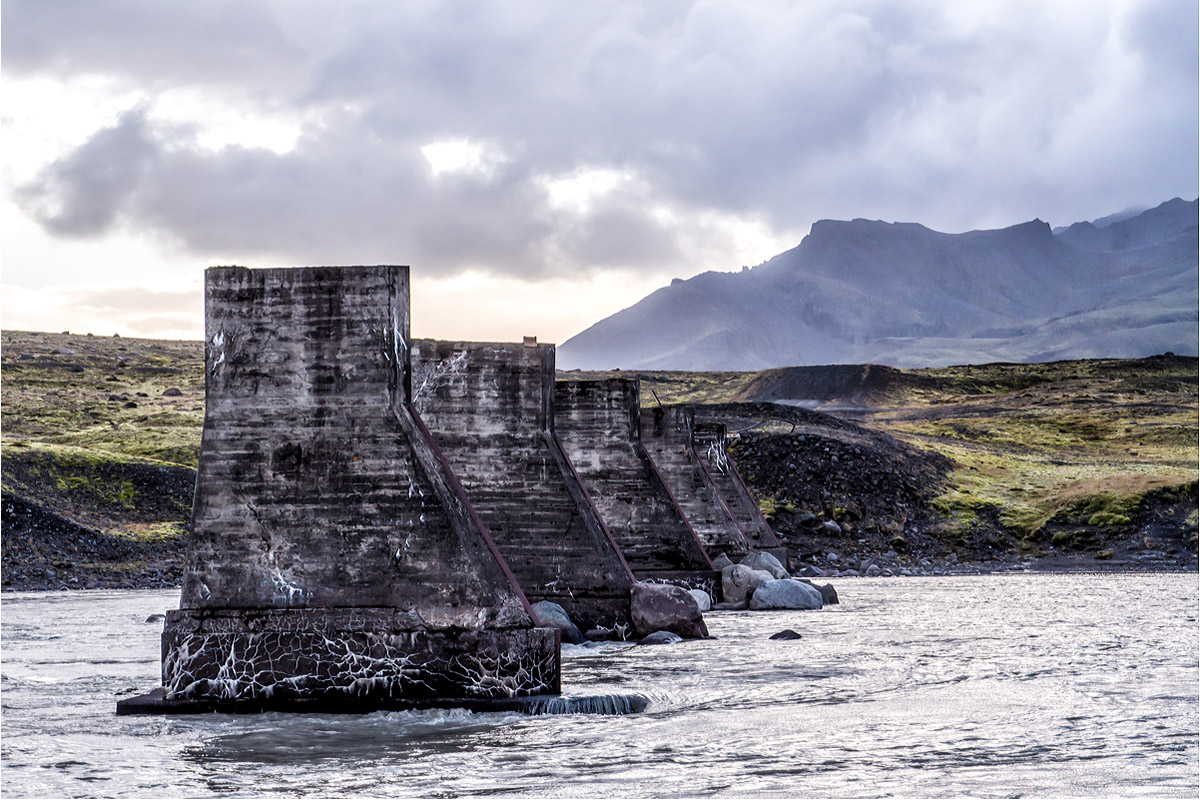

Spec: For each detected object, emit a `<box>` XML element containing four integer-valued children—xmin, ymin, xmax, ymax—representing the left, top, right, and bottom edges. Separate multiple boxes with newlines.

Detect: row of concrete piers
<box><xmin>119</xmin><ymin>265</ymin><xmax>782</xmax><ymax>715</ymax></box>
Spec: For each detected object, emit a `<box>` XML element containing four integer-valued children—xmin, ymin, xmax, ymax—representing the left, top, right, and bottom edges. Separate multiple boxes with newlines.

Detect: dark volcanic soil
<box><xmin>2</xmin><ymin>494</ymin><xmax>185</xmax><ymax>590</ymax></box>
<box><xmin>699</xmin><ymin>402</ymin><xmax>1198</xmax><ymax>576</ymax></box>
<box><xmin>1</xmin><ymin>451</ymin><xmax>192</xmax><ymax>590</ymax></box>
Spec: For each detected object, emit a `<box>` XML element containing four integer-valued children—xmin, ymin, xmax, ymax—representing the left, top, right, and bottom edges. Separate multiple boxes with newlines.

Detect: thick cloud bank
<box><xmin>5</xmin><ymin>0</ymin><xmax>1198</xmax><ymax>281</ymax></box>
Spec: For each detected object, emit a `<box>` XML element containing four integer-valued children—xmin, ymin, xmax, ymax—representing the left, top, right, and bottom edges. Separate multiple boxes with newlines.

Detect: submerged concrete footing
<box><xmin>117</xmin><ymin>687</ymin><xmax>648</xmax><ymax>716</ymax></box>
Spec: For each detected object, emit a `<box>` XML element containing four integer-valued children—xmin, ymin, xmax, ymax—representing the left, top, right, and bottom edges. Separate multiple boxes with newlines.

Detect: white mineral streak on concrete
<box><xmin>270</xmin><ymin>568</ymin><xmax>309</xmax><ymax>606</ymax></box>
<box><xmin>707</xmin><ymin>438</ymin><xmax>730</xmax><ymax>473</ymax></box>
<box><xmin>209</xmin><ymin>329</ymin><xmax>226</xmax><ymax>376</ymax></box>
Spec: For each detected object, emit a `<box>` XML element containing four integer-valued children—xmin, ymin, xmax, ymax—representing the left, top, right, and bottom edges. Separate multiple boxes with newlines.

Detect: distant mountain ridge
<box><xmin>559</xmin><ymin>198</ymin><xmax>1199</xmax><ymax>370</ymax></box>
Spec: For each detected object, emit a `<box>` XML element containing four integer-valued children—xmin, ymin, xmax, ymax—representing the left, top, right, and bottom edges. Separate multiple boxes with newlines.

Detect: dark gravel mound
<box><xmin>700</xmin><ymin>404</ymin><xmax>953</xmax><ymax>522</ymax></box>
<box><xmin>1</xmin><ymin>451</ymin><xmax>194</xmax><ymax>591</ymax></box>
<box><xmin>2</xmin><ymin>494</ymin><xmax>185</xmax><ymax>590</ymax></box>
<box><xmin>730</xmin><ymin>431</ymin><xmax>951</xmax><ymax>531</ymax></box>
<box><xmin>731</xmin><ymin>363</ymin><xmax>934</xmax><ymax>407</ymax></box>
<box><xmin>697</xmin><ymin>402</ymin><xmax>970</xmax><ymax>567</ymax></box>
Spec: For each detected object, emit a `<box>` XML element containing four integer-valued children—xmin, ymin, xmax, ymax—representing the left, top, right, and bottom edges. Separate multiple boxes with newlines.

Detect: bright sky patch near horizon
<box><xmin>2</xmin><ymin>0</ymin><xmax>1197</xmax><ymax>344</ymax></box>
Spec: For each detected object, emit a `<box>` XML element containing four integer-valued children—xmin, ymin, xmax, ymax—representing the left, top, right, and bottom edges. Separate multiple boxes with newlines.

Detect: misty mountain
<box><xmin>558</xmin><ymin>198</ymin><xmax>1199</xmax><ymax>370</ymax></box>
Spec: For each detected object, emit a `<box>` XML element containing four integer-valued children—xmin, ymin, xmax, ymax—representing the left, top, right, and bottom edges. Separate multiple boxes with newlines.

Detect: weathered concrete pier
<box><xmin>411</xmin><ymin>340</ymin><xmax>637</xmax><ymax>638</ymax></box>
<box><xmin>119</xmin><ymin>266</ymin><xmax>560</xmax><ymax>714</ymax></box>
<box><xmin>640</xmin><ymin>405</ymin><xmax>783</xmax><ymax>561</ymax></box>
<box><xmin>555</xmin><ymin>379</ymin><xmax>716</xmax><ymax>589</ymax></box>
<box><xmin>692</xmin><ymin>420</ymin><xmax>785</xmax><ymax>559</ymax></box>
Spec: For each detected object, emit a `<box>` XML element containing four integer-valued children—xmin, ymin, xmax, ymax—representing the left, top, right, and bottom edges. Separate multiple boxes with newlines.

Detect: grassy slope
<box><xmin>2</xmin><ymin>330</ymin><xmax>204</xmax><ymax>465</ymax></box>
<box><xmin>864</xmin><ymin>358</ymin><xmax>1198</xmax><ymax>535</ymax></box>
<box><xmin>2</xmin><ymin>331</ymin><xmax>203</xmax><ymax>586</ymax></box>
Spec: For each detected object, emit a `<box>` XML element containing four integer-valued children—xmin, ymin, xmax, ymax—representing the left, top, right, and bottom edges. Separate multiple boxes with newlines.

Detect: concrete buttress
<box><xmin>639</xmin><ymin>405</ymin><xmax>754</xmax><ymax>559</ymax></box>
<box><xmin>554</xmin><ymin>379</ymin><xmax>716</xmax><ymax>589</ymax></box>
<box><xmin>412</xmin><ymin>340</ymin><xmax>636</xmax><ymax>638</ymax></box>
<box><xmin>692</xmin><ymin>421</ymin><xmax>785</xmax><ymax>557</ymax></box>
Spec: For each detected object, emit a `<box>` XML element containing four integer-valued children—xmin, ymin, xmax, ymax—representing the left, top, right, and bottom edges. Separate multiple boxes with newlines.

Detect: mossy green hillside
<box><xmin>2</xmin><ymin>331</ymin><xmax>202</xmax><ymax>548</ymax></box>
<box><xmin>2</xmin><ymin>330</ymin><xmax>204</xmax><ymax>467</ymax></box>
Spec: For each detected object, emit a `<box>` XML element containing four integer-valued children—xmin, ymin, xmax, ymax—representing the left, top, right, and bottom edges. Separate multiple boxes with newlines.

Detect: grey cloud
<box><xmin>16</xmin><ymin>107</ymin><xmax>159</xmax><ymax>236</ymax></box>
<box><xmin>553</xmin><ymin>198</ymin><xmax>684</xmax><ymax>270</ymax></box>
<box><xmin>8</xmin><ymin>0</ymin><xmax>1199</xmax><ymax>279</ymax></box>
<box><xmin>1123</xmin><ymin>0</ymin><xmax>1199</xmax><ymax>81</ymax></box>
<box><xmin>2</xmin><ymin>0</ymin><xmax>304</xmax><ymax>91</ymax></box>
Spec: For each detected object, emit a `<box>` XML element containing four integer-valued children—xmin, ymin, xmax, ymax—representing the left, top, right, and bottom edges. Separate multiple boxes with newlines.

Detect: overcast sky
<box><xmin>2</xmin><ymin>0</ymin><xmax>1197</xmax><ymax>343</ymax></box>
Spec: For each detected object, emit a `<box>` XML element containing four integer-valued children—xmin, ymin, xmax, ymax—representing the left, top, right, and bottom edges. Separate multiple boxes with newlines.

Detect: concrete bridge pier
<box><xmin>640</xmin><ymin>405</ymin><xmax>785</xmax><ymax>566</ymax></box>
<box><xmin>411</xmin><ymin>340</ymin><xmax>637</xmax><ymax>639</ymax></box>
<box><xmin>692</xmin><ymin>420</ymin><xmax>787</xmax><ymax>564</ymax></box>
<box><xmin>118</xmin><ymin>266</ymin><xmax>562</xmax><ymax>714</ymax></box>
<box><xmin>555</xmin><ymin>378</ymin><xmax>719</xmax><ymax>597</ymax></box>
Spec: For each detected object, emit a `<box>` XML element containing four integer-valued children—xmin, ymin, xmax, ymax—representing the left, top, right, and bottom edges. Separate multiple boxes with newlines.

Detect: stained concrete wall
<box><xmin>693</xmin><ymin>422</ymin><xmax>784</xmax><ymax>555</ymax></box>
<box><xmin>555</xmin><ymin>379</ymin><xmax>713</xmax><ymax>579</ymax></box>
<box><xmin>412</xmin><ymin>340</ymin><xmax>636</xmax><ymax>636</ymax></box>
<box><xmin>640</xmin><ymin>406</ymin><xmax>751</xmax><ymax>558</ymax></box>
<box><xmin>159</xmin><ymin>266</ymin><xmax>558</xmax><ymax>708</ymax></box>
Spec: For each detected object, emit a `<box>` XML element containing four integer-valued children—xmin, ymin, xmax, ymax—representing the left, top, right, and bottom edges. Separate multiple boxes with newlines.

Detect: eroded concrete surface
<box><xmin>412</xmin><ymin>340</ymin><xmax>636</xmax><ymax>637</ymax></box>
<box><xmin>555</xmin><ymin>379</ymin><xmax>714</xmax><ymax>583</ymax></box>
<box><xmin>693</xmin><ymin>421</ymin><xmax>784</xmax><ymax>556</ymax></box>
<box><xmin>146</xmin><ymin>266</ymin><xmax>558</xmax><ymax>711</ymax></box>
<box><xmin>641</xmin><ymin>405</ymin><xmax>765</xmax><ymax>559</ymax></box>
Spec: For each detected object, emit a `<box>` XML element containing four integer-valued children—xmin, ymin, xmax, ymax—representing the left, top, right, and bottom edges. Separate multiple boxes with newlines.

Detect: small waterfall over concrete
<box><xmin>520</xmin><ymin>694</ymin><xmax>649</xmax><ymax>715</ymax></box>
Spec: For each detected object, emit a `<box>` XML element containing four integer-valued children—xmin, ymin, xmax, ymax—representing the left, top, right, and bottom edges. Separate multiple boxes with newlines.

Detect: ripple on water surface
<box><xmin>1</xmin><ymin>575</ymin><xmax>1197</xmax><ymax>798</ymax></box>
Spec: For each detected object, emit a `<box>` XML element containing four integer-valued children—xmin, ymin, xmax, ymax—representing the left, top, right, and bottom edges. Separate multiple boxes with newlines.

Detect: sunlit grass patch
<box><xmin>111</xmin><ymin>521</ymin><xmax>188</xmax><ymax>542</ymax></box>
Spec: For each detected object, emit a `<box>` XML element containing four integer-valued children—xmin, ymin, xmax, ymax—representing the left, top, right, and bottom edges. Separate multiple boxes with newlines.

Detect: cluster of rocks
<box><xmin>796</xmin><ymin>552</ymin><xmax>923</xmax><ymax>578</ymax></box>
<box><xmin>710</xmin><ymin>551</ymin><xmax>838</xmax><ymax>610</ymax></box>
<box><xmin>527</xmin><ymin>551</ymin><xmax>838</xmax><ymax>647</ymax></box>
<box><xmin>529</xmin><ymin>581</ymin><xmax>708</xmax><ymax>647</ymax></box>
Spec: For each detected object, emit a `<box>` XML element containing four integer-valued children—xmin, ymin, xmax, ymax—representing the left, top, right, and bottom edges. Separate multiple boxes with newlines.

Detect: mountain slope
<box><xmin>559</xmin><ymin>199</ymin><xmax>1199</xmax><ymax>370</ymax></box>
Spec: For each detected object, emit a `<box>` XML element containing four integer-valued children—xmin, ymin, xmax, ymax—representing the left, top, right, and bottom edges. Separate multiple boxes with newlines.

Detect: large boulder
<box><xmin>798</xmin><ymin>579</ymin><xmax>839</xmax><ymax>605</ymax></box>
<box><xmin>710</xmin><ymin>553</ymin><xmax>734</xmax><ymax>571</ymax></box>
<box><xmin>631</xmin><ymin>583</ymin><xmax>708</xmax><ymax>639</ymax></box>
<box><xmin>749</xmin><ymin>579</ymin><xmax>824</xmax><ymax>611</ymax></box>
<box><xmin>740</xmin><ymin>551</ymin><xmax>789</xmax><ymax>579</ymax></box>
<box><xmin>530</xmin><ymin>600</ymin><xmax>585</xmax><ymax>644</ymax></box>
<box><xmin>722</xmin><ymin>564</ymin><xmax>775</xmax><ymax>604</ymax></box>
<box><xmin>636</xmin><ymin>630</ymin><xmax>683</xmax><ymax>646</ymax></box>
<box><xmin>688</xmin><ymin>589</ymin><xmax>712</xmax><ymax>612</ymax></box>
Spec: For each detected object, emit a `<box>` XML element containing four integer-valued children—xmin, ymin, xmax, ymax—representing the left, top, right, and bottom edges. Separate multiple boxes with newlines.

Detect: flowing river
<box><xmin>2</xmin><ymin>573</ymin><xmax>1196</xmax><ymax>798</ymax></box>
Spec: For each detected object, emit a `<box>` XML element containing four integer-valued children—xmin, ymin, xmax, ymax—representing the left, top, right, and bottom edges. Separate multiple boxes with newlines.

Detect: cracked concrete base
<box><xmin>153</xmin><ymin>608</ymin><xmax>560</xmax><ymax>709</ymax></box>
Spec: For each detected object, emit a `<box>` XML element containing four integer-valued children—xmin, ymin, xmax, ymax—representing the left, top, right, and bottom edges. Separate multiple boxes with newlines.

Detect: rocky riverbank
<box><xmin>1</xmin><ymin>494</ymin><xmax>184</xmax><ymax>591</ymax></box>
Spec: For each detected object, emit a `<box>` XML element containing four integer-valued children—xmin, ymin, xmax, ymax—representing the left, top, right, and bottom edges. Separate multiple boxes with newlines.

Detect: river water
<box><xmin>2</xmin><ymin>574</ymin><xmax>1196</xmax><ymax>798</ymax></box>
